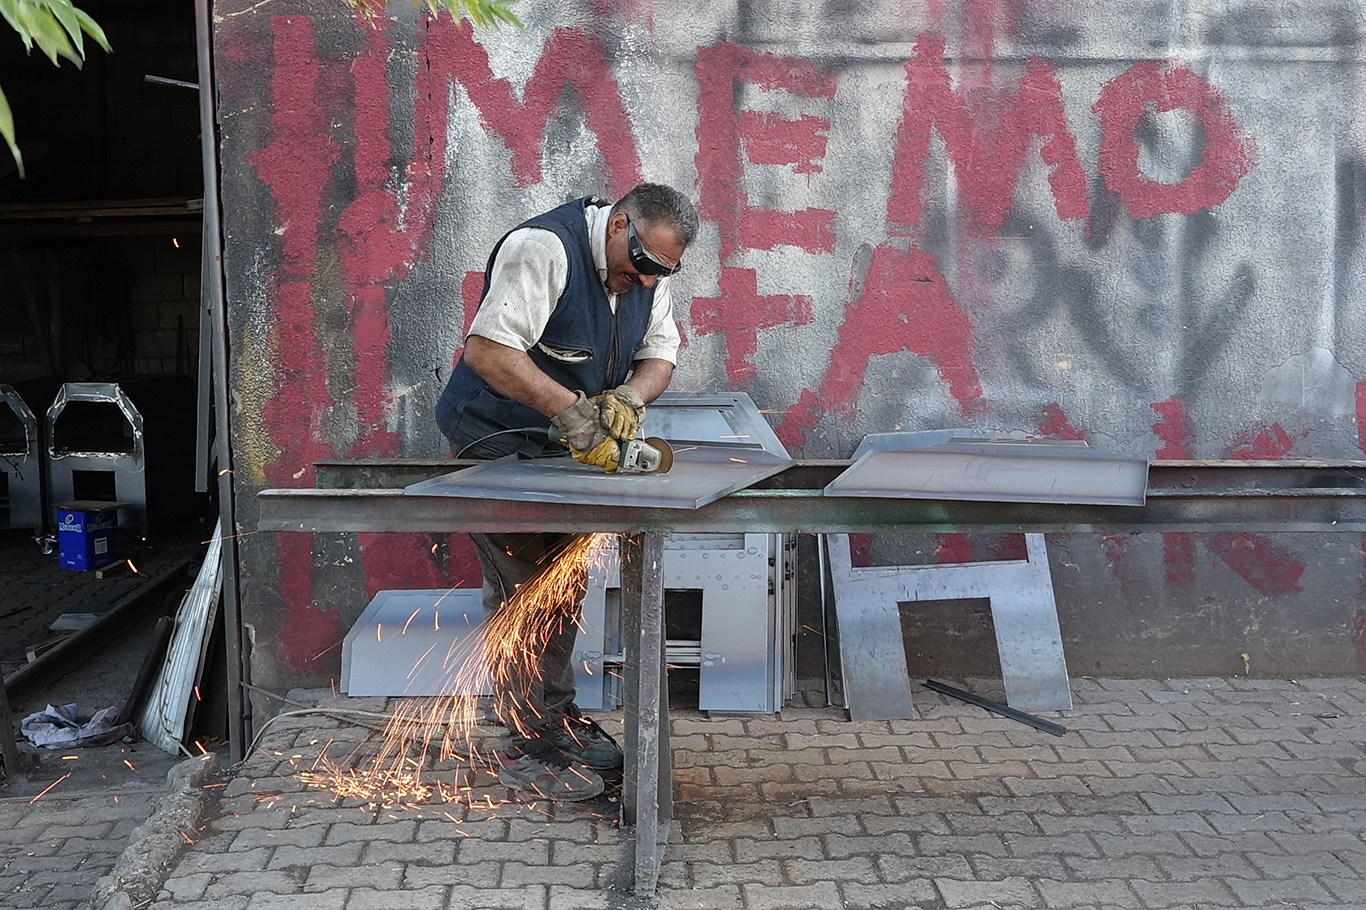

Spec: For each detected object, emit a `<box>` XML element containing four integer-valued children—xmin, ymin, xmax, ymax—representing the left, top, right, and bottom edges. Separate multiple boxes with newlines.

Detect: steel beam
<box><xmin>258</xmin><ymin>484</ymin><xmax>1366</xmax><ymax>535</ymax></box>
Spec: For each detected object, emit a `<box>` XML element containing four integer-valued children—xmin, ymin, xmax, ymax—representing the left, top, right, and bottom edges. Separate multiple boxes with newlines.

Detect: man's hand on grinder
<box><xmin>552</xmin><ymin>392</ymin><xmax>621</xmax><ymax>472</ymax></box>
<box><xmin>592</xmin><ymin>385</ymin><xmax>646</xmax><ymax>441</ymax></box>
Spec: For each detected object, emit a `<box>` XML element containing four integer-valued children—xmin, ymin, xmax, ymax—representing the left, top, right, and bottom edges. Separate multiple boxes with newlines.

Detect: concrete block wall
<box><xmin>0</xmin><ymin>234</ymin><xmax>200</xmax><ymax>382</ymax></box>
<box><xmin>0</xmin><ymin>0</ymin><xmax>200</xmax><ymax>200</ymax></box>
<box><xmin>128</xmin><ymin>235</ymin><xmax>203</xmax><ymax>377</ymax></box>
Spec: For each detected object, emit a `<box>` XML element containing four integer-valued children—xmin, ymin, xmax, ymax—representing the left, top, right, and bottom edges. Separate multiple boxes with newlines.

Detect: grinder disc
<box><xmin>643</xmin><ymin>437</ymin><xmax>674</xmax><ymax>473</ymax></box>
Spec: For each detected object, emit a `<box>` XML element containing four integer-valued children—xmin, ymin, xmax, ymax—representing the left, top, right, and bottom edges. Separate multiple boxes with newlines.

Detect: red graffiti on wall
<box><xmin>424</xmin><ymin>19</ymin><xmax>641</xmax><ymax>195</ymax></box>
<box><xmin>739</xmin><ymin>111</ymin><xmax>830</xmax><ymax>175</ymax></box>
<box><xmin>1036</xmin><ymin>402</ymin><xmax>1088</xmax><ymax>441</ymax></box>
<box><xmin>694</xmin><ymin>42</ymin><xmax>837</xmax><ymax>261</ymax></box>
<box><xmin>253</xmin><ymin>17</ymin><xmax>653</xmax><ymax>670</ymax></box>
<box><xmin>1151</xmin><ymin>394</ymin><xmax>1195</xmax><ymax>459</ymax></box>
<box><xmin>1356</xmin><ymin>382</ymin><xmax>1366</xmax><ymax>454</ymax></box>
<box><xmin>1094</xmin><ymin>62</ymin><xmax>1256</xmax><ymax>220</ymax></box>
<box><xmin>889</xmin><ymin>34</ymin><xmax>1089</xmax><ymax>233</ymax></box>
<box><xmin>360</xmin><ymin>533</ymin><xmax>478</xmax><ymax>600</ymax></box>
<box><xmin>688</xmin><ymin>37</ymin><xmax>1257</xmax><ymax>445</ymax></box>
<box><xmin>693</xmin><ymin>43</ymin><xmax>837</xmax><ymax>383</ymax></box>
<box><xmin>692</xmin><ymin>268</ymin><xmax>813</xmax><ymax>384</ymax></box>
<box><xmin>777</xmin><ymin>244</ymin><xmax>985</xmax><ymax>449</ymax></box>
<box><xmin>251</xmin><ymin>16</ymin><xmax>346</xmax><ymax>672</ymax></box>
<box><xmin>1223</xmin><ymin>422</ymin><xmax>1298</xmax><ymax>460</ymax></box>
<box><xmin>1205</xmin><ymin>533</ymin><xmax>1304</xmax><ymax>596</ymax></box>
<box><xmin>247</xmin><ymin>21</ymin><xmax>1270</xmax><ymax>671</ymax></box>
<box><xmin>1144</xmin><ymin>396</ymin><xmax>1306</xmax><ymax>597</ymax></box>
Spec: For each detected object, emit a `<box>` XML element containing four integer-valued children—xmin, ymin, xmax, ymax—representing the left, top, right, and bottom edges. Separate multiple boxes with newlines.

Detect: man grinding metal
<box><xmin>436</xmin><ymin>184</ymin><xmax>699</xmax><ymax>801</ymax></box>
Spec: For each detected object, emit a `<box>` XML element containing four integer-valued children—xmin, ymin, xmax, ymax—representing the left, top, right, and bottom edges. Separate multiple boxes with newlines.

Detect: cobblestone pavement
<box><xmin>0</xmin><ymin>785</ymin><xmax>165</xmax><ymax>909</ymax></box>
<box><xmin>17</xmin><ymin>676</ymin><xmax>1366</xmax><ymax>910</ymax></box>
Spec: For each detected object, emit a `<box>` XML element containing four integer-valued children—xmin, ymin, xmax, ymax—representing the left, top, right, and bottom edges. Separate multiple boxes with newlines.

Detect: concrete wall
<box><xmin>215</xmin><ymin>0</ymin><xmax>1366</xmax><ymax>701</ymax></box>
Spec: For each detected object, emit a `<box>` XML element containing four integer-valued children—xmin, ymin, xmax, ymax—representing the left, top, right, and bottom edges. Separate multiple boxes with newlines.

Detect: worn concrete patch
<box><xmin>87</xmin><ymin>754</ymin><xmax>223</xmax><ymax>910</ymax></box>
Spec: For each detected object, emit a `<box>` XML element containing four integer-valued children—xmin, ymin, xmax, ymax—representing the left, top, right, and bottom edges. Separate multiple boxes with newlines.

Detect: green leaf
<box><xmin>16</xmin><ymin>1</ymin><xmax>81</xmax><ymax>67</ymax></box>
<box><xmin>0</xmin><ymin>0</ymin><xmax>26</xmax><ymax>45</ymax></box>
<box><xmin>71</xmin><ymin>6</ymin><xmax>110</xmax><ymax>54</ymax></box>
<box><xmin>0</xmin><ymin>82</ymin><xmax>23</xmax><ymax>179</ymax></box>
<box><xmin>420</xmin><ymin>0</ymin><xmax>521</xmax><ymax>28</ymax></box>
<box><xmin>47</xmin><ymin>0</ymin><xmax>85</xmax><ymax>59</ymax></box>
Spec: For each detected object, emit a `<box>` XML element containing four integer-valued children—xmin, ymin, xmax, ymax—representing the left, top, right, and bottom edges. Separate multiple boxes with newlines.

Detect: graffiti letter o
<box><xmin>1094</xmin><ymin>61</ymin><xmax>1254</xmax><ymax>220</ymax></box>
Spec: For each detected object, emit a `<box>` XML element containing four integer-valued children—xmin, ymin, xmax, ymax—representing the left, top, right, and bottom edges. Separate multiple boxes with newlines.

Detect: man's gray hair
<box><xmin>612</xmin><ymin>183</ymin><xmax>699</xmax><ymax>247</ymax></box>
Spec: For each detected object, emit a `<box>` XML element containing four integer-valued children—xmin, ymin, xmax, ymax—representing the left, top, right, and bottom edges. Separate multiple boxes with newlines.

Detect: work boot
<box><xmin>497</xmin><ymin>749</ymin><xmax>604</xmax><ymax>802</ymax></box>
<box><xmin>542</xmin><ymin>705</ymin><xmax>623</xmax><ymax>770</ymax></box>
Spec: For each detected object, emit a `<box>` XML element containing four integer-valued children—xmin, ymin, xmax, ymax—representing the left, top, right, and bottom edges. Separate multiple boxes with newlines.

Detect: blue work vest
<box><xmin>436</xmin><ymin>198</ymin><xmax>656</xmax><ymax>457</ymax></box>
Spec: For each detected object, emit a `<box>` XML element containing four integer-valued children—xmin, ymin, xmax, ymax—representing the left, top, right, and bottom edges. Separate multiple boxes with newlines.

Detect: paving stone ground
<box><xmin>70</xmin><ymin>676</ymin><xmax>1365</xmax><ymax>910</ymax></box>
<box><xmin>0</xmin><ymin>786</ymin><xmax>165</xmax><ymax>910</ymax></box>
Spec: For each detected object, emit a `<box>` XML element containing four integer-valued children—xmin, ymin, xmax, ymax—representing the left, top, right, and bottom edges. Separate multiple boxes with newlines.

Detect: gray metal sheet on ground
<box><xmin>404</xmin><ymin>445</ymin><xmax>791</xmax><ymax>510</ymax></box>
<box><xmin>342</xmin><ymin>589</ymin><xmax>489</xmax><ymax>697</ymax></box>
<box><xmin>824</xmin><ymin>441</ymin><xmax>1148</xmax><ymax>505</ymax></box>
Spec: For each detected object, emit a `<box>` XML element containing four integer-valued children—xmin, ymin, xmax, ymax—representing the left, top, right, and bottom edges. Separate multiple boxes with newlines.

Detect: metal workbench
<box><xmin>257</xmin><ymin>458</ymin><xmax>1366</xmax><ymax>894</ymax></box>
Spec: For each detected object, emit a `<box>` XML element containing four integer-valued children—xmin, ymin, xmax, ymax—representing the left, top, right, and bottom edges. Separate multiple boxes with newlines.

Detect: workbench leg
<box><xmin>619</xmin><ymin>530</ymin><xmax>670</xmax><ymax>896</ymax></box>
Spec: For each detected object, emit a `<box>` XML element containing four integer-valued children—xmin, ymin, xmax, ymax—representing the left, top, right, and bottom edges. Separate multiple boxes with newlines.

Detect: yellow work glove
<box><xmin>576</xmin><ymin>436</ymin><xmax>621</xmax><ymax>472</ymax></box>
<box><xmin>552</xmin><ymin>392</ymin><xmax>621</xmax><ymax>472</ymax></box>
<box><xmin>591</xmin><ymin>385</ymin><xmax>646</xmax><ymax>441</ymax></box>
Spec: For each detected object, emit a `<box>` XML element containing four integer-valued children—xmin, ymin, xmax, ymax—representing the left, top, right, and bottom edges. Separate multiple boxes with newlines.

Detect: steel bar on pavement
<box><xmin>923</xmin><ymin>679</ymin><xmax>1068</xmax><ymax>737</ymax></box>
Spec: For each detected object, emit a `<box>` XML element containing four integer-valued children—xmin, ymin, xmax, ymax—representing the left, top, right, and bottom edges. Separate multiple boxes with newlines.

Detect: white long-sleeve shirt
<box><xmin>466</xmin><ymin>203</ymin><xmax>682</xmax><ymax>365</ymax></box>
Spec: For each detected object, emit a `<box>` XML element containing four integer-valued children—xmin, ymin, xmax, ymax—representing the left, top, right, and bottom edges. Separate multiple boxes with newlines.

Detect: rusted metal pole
<box><xmin>0</xmin><ymin>675</ymin><xmax>23</xmax><ymax>780</ymax></box>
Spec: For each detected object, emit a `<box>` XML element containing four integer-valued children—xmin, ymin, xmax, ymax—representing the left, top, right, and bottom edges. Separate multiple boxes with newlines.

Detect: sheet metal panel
<box><xmin>577</xmin><ymin>534</ymin><xmax>780</xmax><ymax>713</ymax></box>
<box><xmin>139</xmin><ymin>520</ymin><xmax>221</xmax><ymax>754</ymax></box>
<box><xmin>404</xmin><ymin>446</ymin><xmax>791</xmax><ymax>510</ymax></box>
<box><xmin>825</xmin><ymin>440</ymin><xmax>1149</xmax><ymax>506</ymax></box>
<box><xmin>644</xmin><ymin>391</ymin><xmax>789</xmax><ymax>457</ymax></box>
<box><xmin>827</xmin><ymin>531</ymin><xmax>1071</xmax><ymax>717</ymax></box>
<box><xmin>341</xmin><ymin>589</ymin><xmax>489</xmax><ymax>697</ymax></box>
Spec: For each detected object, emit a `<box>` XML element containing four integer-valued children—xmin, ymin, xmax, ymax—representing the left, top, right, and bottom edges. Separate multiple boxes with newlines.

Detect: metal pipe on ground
<box><xmin>193</xmin><ymin>0</ymin><xmax>247</xmax><ymax>763</ymax></box>
<box><xmin>0</xmin><ymin>676</ymin><xmax>22</xmax><ymax>777</ymax></box>
<box><xmin>3</xmin><ymin>558</ymin><xmax>193</xmax><ymax>707</ymax></box>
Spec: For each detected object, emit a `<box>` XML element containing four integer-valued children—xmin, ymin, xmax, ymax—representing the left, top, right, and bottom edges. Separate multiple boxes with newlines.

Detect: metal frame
<box><xmin>46</xmin><ymin>383</ymin><xmax>148</xmax><ymax>530</ymax></box>
<box><xmin>256</xmin><ymin>458</ymin><xmax>1366</xmax><ymax>894</ymax></box>
<box><xmin>0</xmin><ymin>384</ymin><xmax>42</xmax><ymax>529</ymax></box>
<box><xmin>577</xmin><ymin>532</ymin><xmax>792</xmax><ymax>714</ymax></box>
<box><xmin>827</xmin><ymin>531</ymin><xmax>1069</xmax><ymax>719</ymax></box>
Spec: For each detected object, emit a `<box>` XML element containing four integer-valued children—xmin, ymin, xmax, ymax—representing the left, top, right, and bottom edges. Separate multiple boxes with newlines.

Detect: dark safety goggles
<box><xmin>626</xmin><ymin>219</ymin><xmax>683</xmax><ymax>277</ymax></box>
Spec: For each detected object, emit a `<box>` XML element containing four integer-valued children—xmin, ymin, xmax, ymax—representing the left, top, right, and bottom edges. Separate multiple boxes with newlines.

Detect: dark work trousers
<box><xmin>469</xmin><ymin>530</ymin><xmax>584</xmax><ymax>745</ymax></box>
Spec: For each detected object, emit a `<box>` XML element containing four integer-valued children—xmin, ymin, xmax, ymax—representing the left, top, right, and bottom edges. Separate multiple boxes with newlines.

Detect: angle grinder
<box><xmin>547</xmin><ymin>426</ymin><xmax>675</xmax><ymax>474</ymax></box>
